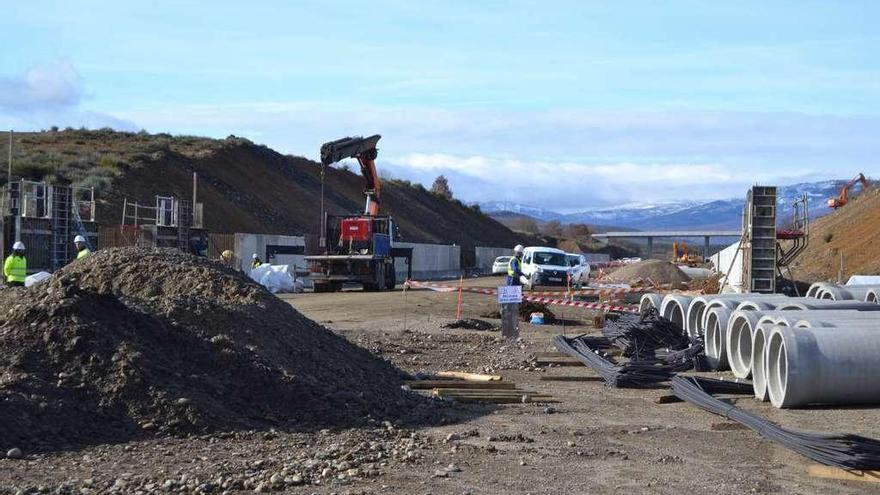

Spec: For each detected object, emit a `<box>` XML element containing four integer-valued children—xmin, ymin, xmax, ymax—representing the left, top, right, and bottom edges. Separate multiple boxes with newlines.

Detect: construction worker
<box><xmin>4</xmin><ymin>241</ymin><xmax>27</xmax><ymax>287</ymax></box>
<box><xmin>506</xmin><ymin>244</ymin><xmax>525</xmax><ymax>286</ymax></box>
<box><xmin>251</xmin><ymin>253</ymin><xmax>262</xmax><ymax>270</ymax></box>
<box><xmin>73</xmin><ymin>235</ymin><xmax>91</xmax><ymax>259</ymax></box>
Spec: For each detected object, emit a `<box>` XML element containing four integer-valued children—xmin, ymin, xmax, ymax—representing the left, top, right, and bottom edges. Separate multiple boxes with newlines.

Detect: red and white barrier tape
<box><xmin>406</xmin><ymin>280</ymin><xmax>644</xmax><ymax>297</ymax></box>
<box><xmin>406</xmin><ymin>280</ymin><xmax>639</xmax><ymax>313</ymax></box>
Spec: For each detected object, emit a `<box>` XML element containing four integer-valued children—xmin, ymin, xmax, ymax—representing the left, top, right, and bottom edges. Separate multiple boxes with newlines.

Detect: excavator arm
<box><xmin>320</xmin><ymin>135</ymin><xmax>382</xmax><ymax>216</ymax></box>
<box><xmin>828</xmin><ymin>173</ymin><xmax>869</xmax><ymax>209</ymax></box>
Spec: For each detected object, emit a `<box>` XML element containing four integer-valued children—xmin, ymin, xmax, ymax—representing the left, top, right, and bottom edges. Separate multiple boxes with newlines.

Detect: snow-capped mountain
<box><xmin>479</xmin><ymin>180</ymin><xmax>845</xmax><ymax>230</ymax></box>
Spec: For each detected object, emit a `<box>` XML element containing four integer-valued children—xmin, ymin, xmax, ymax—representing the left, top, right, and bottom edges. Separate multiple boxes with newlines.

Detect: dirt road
<box><xmin>285</xmin><ymin>279</ymin><xmax>880</xmax><ymax>494</ymax></box>
<box><xmin>2</xmin><ymin>276</ymin><xmax>879</xmax><ymax>494</ymax></box>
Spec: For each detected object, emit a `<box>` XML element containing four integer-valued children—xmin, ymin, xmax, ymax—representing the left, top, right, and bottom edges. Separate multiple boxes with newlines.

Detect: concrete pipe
<box><xmin>660</xmin><ymin>294</ymin><xmax>693</xmax><ymax>330</ymax></box>
<box><xmin>733</xmin><ymin>299</ymin><xmax>792</xmax><ymax>312</ymax></box>
<box><xmin>698</xmin><ymin>295</ymin><xmax>791</xmax><ymax>342</ymax></box>
<box><xmin>806</xmin><ymin>282</ymin><xmax>836</xmax><ymax>299</ymax></box>
<box><xmin>767</xmin><ymin>325</ymin><xmax>880</xmax><ymax>408</ymax></box>
<box><xmin>725</xmin><ymin>309</ymin><xmax>871</xmax><ymax>379</ymax></box>
<box><xmin>777</xmin><ymin>299</ymin><xmax>880</xmax><ymax>311</ymax></box>
<box><xmin>639</xmin><ymin>293</ymin><xmax>663</xmax><ymax>313</ymax></box>
<box><xmin>704</xmin><ymin>306</ymin><xmax>733</xmax><ymax>370</ymax></box>
<box><xmin>751</xmin><ymin>324</ymin><xmax>771</xmax><ymax>401</ymax></box>
<box><xmin>686</xmin><ymin>294</ymin><xmax>791</xmax><ymax>340</ymax></box>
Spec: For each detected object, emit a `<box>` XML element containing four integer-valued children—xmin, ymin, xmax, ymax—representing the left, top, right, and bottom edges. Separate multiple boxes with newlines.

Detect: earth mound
<box><xmin>603</xmin><ymin>260</ymin><xmax>691</xmax><ymax>287</ymax></box>
<box><xmin>0</xmin><ymin>248</ymin><xmax>436</xmax><ymax>452</ymax></box>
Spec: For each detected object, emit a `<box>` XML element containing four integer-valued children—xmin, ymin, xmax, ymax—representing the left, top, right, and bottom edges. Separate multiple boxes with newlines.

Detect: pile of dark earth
<box><xmin>0</xmin><ymin>248</ymin><xmax>442</xmax><ymax>454</ymax></box>
<box><xmin>441</xmin><ymin>318</ymin><xmax>498</xmax><ymax>331</ymax></box>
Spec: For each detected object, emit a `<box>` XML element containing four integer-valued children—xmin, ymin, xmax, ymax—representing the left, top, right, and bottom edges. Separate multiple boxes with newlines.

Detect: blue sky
<box><xmin>2</xmin><ymin>1</ymin><xmax>879</xmax><ymax>210</ymax></box>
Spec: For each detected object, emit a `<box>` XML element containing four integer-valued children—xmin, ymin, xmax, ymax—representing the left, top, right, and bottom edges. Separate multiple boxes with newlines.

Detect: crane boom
<box><xmin>320</xmin><ymin>135</ymin><xmax>382</xmax><ymax>216</ymax></box>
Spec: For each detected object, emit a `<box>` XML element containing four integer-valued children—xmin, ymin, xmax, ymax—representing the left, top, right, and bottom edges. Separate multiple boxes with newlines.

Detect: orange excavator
<box><xmin>306</xmin><ymin>135</ymin><xmax>411</xmax><ymax>292</ymax></box>
<box><xmin>827</xmin><ymin>173</ymin><xmax>870</xmax><ymax>209</ymax></box>
<box><xmin>671</xmin><ymin>242</ymin><xmax>703</xmax><ymax>266</ymax></box>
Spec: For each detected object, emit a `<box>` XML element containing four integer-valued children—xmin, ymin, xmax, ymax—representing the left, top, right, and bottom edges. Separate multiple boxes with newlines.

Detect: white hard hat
<box><xmin>74</xmin><ymin>235</ymin><xmax>86</xmax><ymax>243</ymax></box>
<box><xmin>513</xmin><ymin>244</ymin><xmax>524</xmax><ymax>254</ymax></box>
<box><xmin>252</xmin><ymin>253</ymin><xmax>259</xmax><ymax>259</ymax></box>
<box><xmin>12</xmin><ymin>241</ymin><xmax>25</xmax><ymax>251</ymax></box>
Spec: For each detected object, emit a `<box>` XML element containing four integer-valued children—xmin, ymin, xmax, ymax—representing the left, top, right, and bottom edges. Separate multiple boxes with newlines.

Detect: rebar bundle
<box><xmin>554</xmin><ymin>335</ymin><xmax>689</xmax><ymax>388</ymax></box>
<box><xmin>601</xmin><ymin>308</ymin><xmax>691</xmax><ymax>358</ymax></box>
<box><xmin>672</xmin><ymin>376</ymin><xmax>880</xmax><ymax>470</ymax></box>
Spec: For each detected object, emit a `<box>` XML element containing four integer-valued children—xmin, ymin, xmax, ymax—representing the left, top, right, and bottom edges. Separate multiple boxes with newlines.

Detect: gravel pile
<box><xmin>603</xmin><ymin>260</ymin><xmax>691</xmax><ymax>287</ymax></box>
<box><xmin>0</xmin><ymin>248</ymin><xmax>436</xmax><ymax>453</ymax></box>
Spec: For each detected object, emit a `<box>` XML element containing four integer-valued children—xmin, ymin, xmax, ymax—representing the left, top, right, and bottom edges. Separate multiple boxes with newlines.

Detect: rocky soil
<box><xmin>0</xmin><ymin>248</ymin><xmax>441</xmax><ymax>455</ymax></box>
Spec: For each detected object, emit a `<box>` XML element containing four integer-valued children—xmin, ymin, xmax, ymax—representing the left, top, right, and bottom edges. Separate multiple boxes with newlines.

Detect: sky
<box><xmin>2</xmin><ymin>1</ymin><xmax>879</xmax><ymax>211</ymax></box>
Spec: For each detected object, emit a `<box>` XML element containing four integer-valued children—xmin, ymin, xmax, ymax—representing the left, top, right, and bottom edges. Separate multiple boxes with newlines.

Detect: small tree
<box><xmin>431</xmin><ymin>175</ymin><xmax>453</xmax><ymax>199</ymax></box>
<box><xmin>512</xmin><ymin>217</ymin><xmax>540</xmax><ymax>234</ymax></box>
<box><xmin>565</xmin><ymin>223</ymin><xmax>592</xmax><ymax>240</ymax></box>
<box><xmin>542</xmin><ymin>220</ymin><xmax>563</xmax><ymax>237</ymax></box>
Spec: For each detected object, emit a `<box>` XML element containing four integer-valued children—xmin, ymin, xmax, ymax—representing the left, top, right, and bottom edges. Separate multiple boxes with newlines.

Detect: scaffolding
<box><xmin>120</xmin><ymin>195</ymin><xmax>206</xmax><ymax>253</ymax></box>
<box><xmin>1</xmin><ymin>179</ymin><xmax>97</xmax><ymax>272</ymax></box>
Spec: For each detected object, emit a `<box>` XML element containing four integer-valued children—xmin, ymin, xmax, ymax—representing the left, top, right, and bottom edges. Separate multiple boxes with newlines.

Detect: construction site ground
<box><xmin>4</xmin><ymin>275</ymin><xmax>880</xmax><ymax>494</ymax></box>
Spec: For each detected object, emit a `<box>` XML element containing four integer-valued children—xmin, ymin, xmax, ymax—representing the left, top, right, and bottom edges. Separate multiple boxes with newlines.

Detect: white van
<box><xmin>565</xmin><ymin>253</ymin><xmax>591</xmax><ymax>287</ymax></box>
<box><xmin>521</xmin><ymin>246</ymin><xmax>571</xmax><ymax>287</ymax></box>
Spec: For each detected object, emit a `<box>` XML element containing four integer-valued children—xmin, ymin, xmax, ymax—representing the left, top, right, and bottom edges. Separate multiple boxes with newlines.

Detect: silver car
<box><xmin>492</xmin><ymin>256</ymin><xmax>512</xmax><ymax>275</ymax></box>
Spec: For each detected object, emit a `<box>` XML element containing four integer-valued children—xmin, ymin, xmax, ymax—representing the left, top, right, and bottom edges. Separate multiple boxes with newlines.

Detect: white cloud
<box><xmin>0</xmin><ymin>61</ymin><xmax>137</xmax><ymax>131</ymax></box>
<box><xmin>0</xmin><ymin>61</ymin><xmax>84</xmax><ymax>111</ymax></box>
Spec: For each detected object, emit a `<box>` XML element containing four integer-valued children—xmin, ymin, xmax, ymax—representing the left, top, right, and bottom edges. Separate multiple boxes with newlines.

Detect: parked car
<box><xmin>492</xmin><ymin>256</ymin><xmax>512</xmax><ymax>275</ymax></box>
<box><xmin>521</xmin><ymin>247</ymin><xmax>570</xmax><ymax>286</ymax></box>
<box><xmin>566</xmin><ymin>253</ymin><xmax>591</xmax><ymax>287</ymax></box>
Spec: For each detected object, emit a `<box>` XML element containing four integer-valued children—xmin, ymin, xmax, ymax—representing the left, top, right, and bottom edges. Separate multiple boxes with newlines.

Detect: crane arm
<box><xmin>320</xmin><ymin>135</ymin><xmax>382</xmax><ymax>216</ymax></box>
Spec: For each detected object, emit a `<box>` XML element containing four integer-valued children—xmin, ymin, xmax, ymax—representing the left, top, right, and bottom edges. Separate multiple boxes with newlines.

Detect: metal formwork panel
<box><xmin>747</xmin><ymin>186</ymin><xmax>777</xmax><ymax>293</ymax></box>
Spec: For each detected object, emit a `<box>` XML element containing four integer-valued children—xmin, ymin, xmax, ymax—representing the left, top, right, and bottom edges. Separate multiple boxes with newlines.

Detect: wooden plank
<box><xmin>808</xmin><ymin>465</ymin><xmax>880</xmax><ymax>483</ymax></box>
<box><xmin>436</xmin><ymin>371</ymin><xmax>502</xmax><ymax>382</ymax></box>
<box><xmin>539</xmin><ymin>375</ymin><xmax>602</xmax><ymax>382</ymax></box>
<box><xmin>534</xmin><ymin>351</ymin><xmax>568</xmax><ymax>359</ymax></box>
<box><xmin>443</xmin><ymin>396</ymin><xmax>559</xmax><ymax>404</ymax></box>
<box><xmin>432</xmin><ymin>389</ymin><xmax>541</xmax><ymax>396</ymax></box>
<box><xmin>535</xmin><ymin>358</ymin><xmax>584</xmax><ymax>367</ymax></box>
<box><xmin>406</xmin><ymin>380</ymin><xmax>516</xmax><ymax>390</ymax></box>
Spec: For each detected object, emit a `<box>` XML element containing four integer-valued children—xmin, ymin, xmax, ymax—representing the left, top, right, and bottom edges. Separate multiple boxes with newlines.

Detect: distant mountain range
<box><xmin>479</xmin><ymin>180</ymin><xmax>844</xmax><ymax>230</ymax></box>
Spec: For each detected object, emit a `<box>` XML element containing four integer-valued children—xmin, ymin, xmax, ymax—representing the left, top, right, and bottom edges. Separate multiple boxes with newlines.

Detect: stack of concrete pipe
<box><xmin>728</xmin><ymin>309</ymin><xmax>880</xmax><ymax>379</ymax></box>
<box><xmin>639</xmin><ymin>291</ymin><xmax>880</xmax><ymax>407</ymax></box>
<box><xmin>805</xmin><ymin>281</ymin><xmax>880</xmax><ymax>302</ymax></box>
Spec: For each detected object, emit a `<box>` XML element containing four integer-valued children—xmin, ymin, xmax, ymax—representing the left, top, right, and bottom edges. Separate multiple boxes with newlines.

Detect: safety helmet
<box><xmin>252</xmin><ymin>253</ymin><xmax>259</xmax><ymax>259</ymax></box>
<box><xmin>74</xmin><ymin>235</ymin><xmax>86</xmax><ymax>243</ymax></box>
<box><xmin>513</xmin><ymin>244</ymin><xmax>524</xmax><ymax>254</ymax></box>
<box><xmin>12</xmin><ymin>241</ymin><xmax>25</xmax><ymax>251</ymax></box>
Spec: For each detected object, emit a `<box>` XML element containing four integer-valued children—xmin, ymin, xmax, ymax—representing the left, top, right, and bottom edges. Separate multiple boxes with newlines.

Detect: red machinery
<box><xmin>306</xmin><ymin>135</ymin><xmax>411</xmax><ymax>292</ymax></box>
<box><xmin>827</xmin><ymin>173</ymin><xmax>869</xmax><ymax>209</ymax></box>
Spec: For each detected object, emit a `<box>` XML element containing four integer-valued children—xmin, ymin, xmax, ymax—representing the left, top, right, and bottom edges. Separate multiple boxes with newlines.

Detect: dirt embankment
<box><xmin>791</xmin><ymin>187</ymin><xmax>880</xmax><ymax>282</ymax></box>
<box><xmin>0</xmin><ymin>248</ymin><xmax>442</xmax><ymax>453</ymax></box>
<box><xmin>11</xmin><ymin>130</ymin><xmax>530</xmax><ymax>249</ymax></box>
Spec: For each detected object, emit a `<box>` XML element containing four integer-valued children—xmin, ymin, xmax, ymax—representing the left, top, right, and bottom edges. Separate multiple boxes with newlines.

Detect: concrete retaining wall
<box><xmin>235</xmin><ymin>233</ymin><xmax>306</xmax><ymax>274</ymax></box>
<box><xmin>475</xmin><ymin>246</ymin><xmax>509</xmax><ymax>273</ymax></box>
<box><xmin>235</xmin><ymin>234</ymin><xmax>461</xmax><ymax>283</ymax></box>
<box><xmin>395</xmin><ymin>242</ymin><xmax>461</xmax><ymax>281</ymax></box>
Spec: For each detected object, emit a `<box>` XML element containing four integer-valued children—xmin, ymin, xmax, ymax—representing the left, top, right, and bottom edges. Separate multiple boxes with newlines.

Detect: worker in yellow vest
<box><xmin>73</xmin><ymin>235</ymin><xmax>91</xmax><ymax>259</ymax></box>
<box><xmin>4</xmin><ymin>241</ymin><xmax>27</xmax><ymax>287</ymax></box>
<box><xmin>251</xmin><ymin>253</ymin><xmax>262</xmax><ymax>270</ymax></box>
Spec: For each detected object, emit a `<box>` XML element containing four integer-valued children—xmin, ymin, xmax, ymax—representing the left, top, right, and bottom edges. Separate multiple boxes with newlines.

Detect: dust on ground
<box><xmin>2</xmin><ymin>269</ymin><xmax>880</xmax><ymax>494</ymax></box>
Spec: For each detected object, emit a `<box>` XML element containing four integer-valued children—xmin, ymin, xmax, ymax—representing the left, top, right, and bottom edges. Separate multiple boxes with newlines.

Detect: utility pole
<box><xmin>7</xmin><ymin>130</ymin><xmax>12</xmax><ymax>183</ymax></box>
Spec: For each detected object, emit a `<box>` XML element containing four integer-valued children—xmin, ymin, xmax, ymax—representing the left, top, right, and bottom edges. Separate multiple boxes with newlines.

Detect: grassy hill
<box><xmin>8</xmin><ymin>129</ymin><xmax>531</xmax><ymax>249</ymax></box>
<box><xmin>790</xmin><ymin>186</ymin><xmax>880</xmax><ymax>282</ymax></box>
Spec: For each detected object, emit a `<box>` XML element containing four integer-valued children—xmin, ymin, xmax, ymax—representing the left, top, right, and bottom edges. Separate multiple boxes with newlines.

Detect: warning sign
<box><xmin>497</xmin><ymin>285</ymin><xmax>523</xmax><ymax>304</ymax></box>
